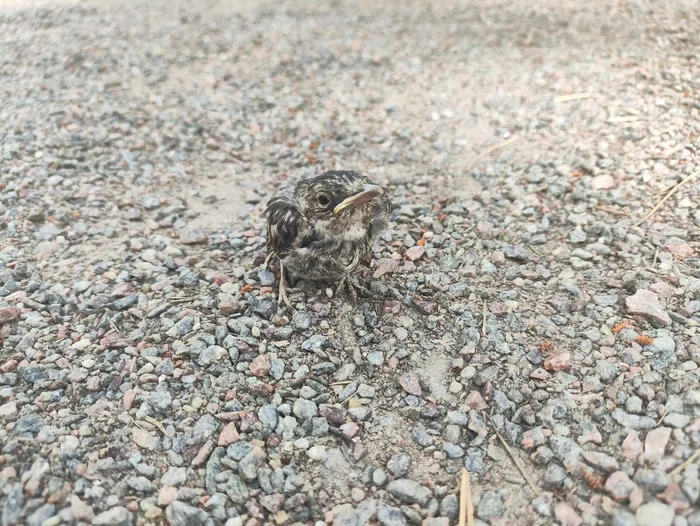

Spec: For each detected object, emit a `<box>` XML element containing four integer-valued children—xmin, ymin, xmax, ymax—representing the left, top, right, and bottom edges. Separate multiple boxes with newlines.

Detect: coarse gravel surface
<box><xmin>1</xmin><ymin>0</ymin><xmax>700</xmax><ymax>525</ymax></box>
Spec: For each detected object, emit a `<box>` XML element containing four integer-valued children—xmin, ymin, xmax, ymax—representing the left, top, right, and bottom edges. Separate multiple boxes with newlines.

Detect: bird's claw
<box><xmin>276</xmin><ymin>261</ymin><xmax>294</xmax><ymax>314</ymax></box>
<box><xmin>344</xmin><ymin>281</ymin><xmax>358</xmax><ymax>307</ymax></box>
<box><xmin>276</xmin><ymin>290</ymin><xmax>293</xmax><ymax>314</ymax></box>
<box><xmin>262</xmin><ymin>251</ymin><xmax>275</xmax><ymax>270</ymax></box>
<box><xmin>276</xmin><ymin>285</ymin><xmax>294</xmax><ymax>314</ymax></box>
<box><xmin>334</xmin><ymin>277</ymin><xmax>363</xmax><ymax>307</ymax></box>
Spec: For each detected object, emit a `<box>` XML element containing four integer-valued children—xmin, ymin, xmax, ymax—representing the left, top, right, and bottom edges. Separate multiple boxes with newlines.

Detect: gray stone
<box><xmin>386</xmin><ymin>479</ymin><xmax>431</xmax><ymax>506</ymax></box>
<box><xmin>293</xmin><ymin>399</ymin><xmax>318</xmax><ymax>420</ymax></box>
<box><xmin>635</xmin><ymin>501</ymin><xmax>675</xmax><ymax>526</ymax></box>
<box><xmin>612</xmin><ymin>409</ymin><xmax>656</xmax><ymax>430</ymax></box>
<box><xmin>373</xmin><ymin>468</ymin><xmax>387</xmax><ymax>486</ymax></box>
<box><xmin>625</xmin><ymin>395</ymin><xmax>643</xmax><ymax>414</ymax></box>
<box><xmin>446</xmin><ymin>411</ymin><xmax>468</xmax><ymax>426</ymax></box>
<box><xmin>465</xmin><ymin>448</ymin><xmax>485</xmax><ymax>475</ymax></box>
<box><xmin>387</xmin><ymin>453</ymin><xmax>411</xmax><ymax>477</ymax></box>
<box><xmin>502</xmin><ymin>245</ymin><xmax>529</xmax><ymax>262</ymax></box>
<box><xmin>258</xmin><ymin>269</ymin><xmax>275</xmax><ymax>286</ymax></box>
<box><xmin>544</xmin><ymin>463</ymin><xmax>567</xmax><ymax>485</ymax></box>
<box><xmin>412</xmin><ymin>427</ymin><xmax>431</xmax><ymax>447</ymax></box>
<box><xmin>258</xmin><ymin>404</ymin><xmax>278</xmax><ymax>430</ymax></box>
<box><xmin>26</xmin><ymin>504</ymin><xmax>56</xmax><ymax>526</ymax></box>
<box><xmin>442</xmin><ymin>442</ymin><xmax>465</xmax><ymax>459</ymax></box>
<box><xmin>15</xmin><ymin>413</ymin><xmax>45</xmax><ymax>435</ymax></box>
<box><xmin>648</xmin><ymin>335</ymin><xmax>676</xmax><ymax>354</ymax></box>
<box><xmin>227</xmin><ymin>442</ymin><xmax>254</xmax><ymax>461</ymax></box>
<box><xmin>127</xmin><ymin>476</ymin><xmax>156</xmax><ymax>492</ymax></box>
<box><xmin>166</xmin><ymin>501</ymin><xmax>209</xmax><ymax>526</ymax></box>
<box><xmin>549</xmin><ymin>435</ymin><xmax>581</xmax><ymax>469</ymax></box>
<box><xmin>633</xmin><ymin>469</ymin><xmax>670</xmax><ymax>493</ymax></box>
<box><xmin>193</xmin><ymin>414</ymin><xmax>219</xmax><ymax>437</ymax></box>
<box><xmin>377</xmin><ymin>504</ymin><xmax>406</xmax><ymax>526</ymax></box>
<box><xmin>92</xmin><ymin>506</ymin><xmax>132</xmax><ymax>526</ymax></box>
<box><xmin>301</xmin><ymin>335</ymin><xmax>327</xmax><ymax>352</ymax></box>
<box><xmin>477</xmin><ymin>491</ymin><xmax>505</xmax><ymax>520</ymax></box>
<box><xmin>439</xmin><ymin>495</ymin><xmax>459</xmax><ymax>519</ymax></box>
<box><xmin>612</xmin><ymin>510</ymin><xmax>637</xmax><ymax>526</ymax></box>
<box><xmin>292</xmin><ymin>311</ymin><xmax>312</xmax><ymax>330</ymax></box>
<box><xmin>532</xmin><ymin>494</ymin><xmax>552</xmax><ymax>517</ymax></box>
<box><xmin>239</xmin><ymin>450</ymin><xmax>262</xmax><ymax>481</ymax></box>
<box><xmin>145</xmin><ymin>390</ymin><xmax>172</xmax><ymax>412</ymax></box>
<box><xmin>2</xmin><ymin>483</ymin><xmax>23</xmax><ymax>526</ymax></box>
<box><xmin>225</xmin><ymin>474</ymin><xmax>249</xmax><ymax>504</ymax></box>
<box><xmin>161</xmin><ymin>467</ymin><xmax>187</xmax><ymax>486</ymax></box>
<box><xmin>356</xmin><ymin>499</ymin><xmax>378</xmax><ymax>524</ymax></box>
<box><xmin>334</xmin><ymin>509</ymin><xmax>358</xmax><ymax>526</ymax></box>
<box><xmin>367</xmin><ymin>351</ymin><xmax>384</xmax><ymax>366</ymax></box>
<box><xmin>569</xmin><ymin>226</ymin><xmax>587</xmax><ymax>243</ymax></box>
<box><xmin>582</xmin><ymin>451</ymin><xmax>619</xmax><ymax>473</ymax></box>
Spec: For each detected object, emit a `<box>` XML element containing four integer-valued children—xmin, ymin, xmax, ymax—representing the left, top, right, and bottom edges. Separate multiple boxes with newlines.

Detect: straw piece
<box><xmin>555</xmin><ymin>92</ymin><xmax>593</xmax><ymax>102</ymax></box>
<box><xmin>671</xmin><ymin>449</ymin><xmax>700</xmax><ymax>476</ymax></box>
<box><xmin>459</xmin><ymin>468</ymin><xmax>475</xmax><ymax>526</ymax></box>
<box><xmin>635</xmin><ymin>170</ymin><xmax>700</xmax><ymax>226</ymax></box>
<box><xmin>466</xmin><ymin>136</ymin><xmax>519</xmax><ymax>171</ymax></box>
<box><xmin>488</xmin><ymin>415</ymin><xmax>540</xmax><ymax>494</ymax></box>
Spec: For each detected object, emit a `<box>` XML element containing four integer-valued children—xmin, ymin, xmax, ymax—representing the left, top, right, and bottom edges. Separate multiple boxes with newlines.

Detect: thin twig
<box><xmin>287</xmin><ymin>373</ymin><xmax>325</xmax><ymax>387</ymax></box>
<box><xmin>656</xmin><ymin>409</ymin><xmax>668</xmax><ymax>426</ymax></box>
<box><xmin>487</xmin><ymin>415</ymin><xmax>540</xmax><ymax>494</ymax></box>
<box><xmin>329</xmin><ymin>381</ymin><xmax>353</xmax><ymax>386</ymax></box>
<box><xmin>341</xmin><ymin>393</ymin><xmax>358</xmax><ymax>407</ymax></box>
<box><xmin>170</xmin><ymin>296</ymin><xmax>197</xmax><ymax>304</ymax></box>
<box><xmin>466</xmin><ymin>136</ymin><xmax>519</xmax><ymax>171</ymax></box>
<box><xmin>607</xmin><ymin>116</ymin><xmax>646</xmax><ymax>123</ymax></box>
<box><xmin>671</xmin><ymin>449</ymin><xmax>700</xmax><ymax>476</ymax></box>
<box><xmin>144</xmin><ymin>415</ymin><xmax>170</xmax><ymax>437</ymax></box>
<box><xmin>656</xmin><ymin>183</ymin><xmax>674</xmax><ymax>196</ymax></box>
<box><xmin>481</xmin><ymin>301</ymin><xmax>488</xmax><ymax>337</ymax></box>
<box><xmin>555</xmin><ymin>92</ymin><xmax>593</xmax><ymax>103</ymax></box>
<box><xmin>459</xmin><ymin>468</ymin><xmax>474</xmax><ymax>526</ymax></box>
<box><xmin>596</xmin><ymin>205</ymin><xmax>628</xmax><ymax>216</ymax></box>
<box><xmin>635</xmin><ymin>170</ymin><xmax>700</xmax><ymax>226</ymax></box>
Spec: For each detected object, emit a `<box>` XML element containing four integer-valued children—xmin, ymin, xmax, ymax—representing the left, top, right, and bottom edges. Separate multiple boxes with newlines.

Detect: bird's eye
<box><xmin>317</xmin><ymin>194</ymin><xmax>330</xmax><ymax>207</ymax></box>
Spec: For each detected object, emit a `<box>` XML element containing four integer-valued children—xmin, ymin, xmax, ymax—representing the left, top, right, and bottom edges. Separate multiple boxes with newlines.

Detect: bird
<box><xmin>263</xmin><ymin>170</ymin><xmax>392</xmax><ymax>310</ymax></box>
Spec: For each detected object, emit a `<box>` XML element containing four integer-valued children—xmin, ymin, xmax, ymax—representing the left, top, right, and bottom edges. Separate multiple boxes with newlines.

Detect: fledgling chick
<box><xmin>263</xmin><ymin>170</ymin><xmax>392</xmax><ymax>310</ymax></box>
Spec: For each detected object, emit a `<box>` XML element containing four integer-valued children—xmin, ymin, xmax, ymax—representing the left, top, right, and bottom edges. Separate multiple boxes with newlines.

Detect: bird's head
<box><xmin>296</xmin><ymin>171</ymin><xmax>389</xmax><ymax>237</ymax></box>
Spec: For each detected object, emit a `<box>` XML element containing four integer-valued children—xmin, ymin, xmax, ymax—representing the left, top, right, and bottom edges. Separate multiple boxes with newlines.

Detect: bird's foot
<box><xmin>276</xmin><ymin>262</ymin><xmax>295</xmax><ymax>314</ymax></box>
<box><xmin>262</xmin><ymin>251</ymin><xmax>275</xmax><ymax>270</ymax></box>
<box><xmin>276</xmin><ymin>283</ymin><xmax>294</xmax><ymax>314</ymax></box>
<box><xmin>344</xmin><ymin>279</ymin><xmax>358</xmax><ymax>307</ymax></box>
<box><xmin>332</xmin><ymin>276</ymin><xmax>367</xmax><ymax>307</ymax></box>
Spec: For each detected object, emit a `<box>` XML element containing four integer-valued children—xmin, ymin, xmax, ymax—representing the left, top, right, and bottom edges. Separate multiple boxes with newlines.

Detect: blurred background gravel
<box><xmin>1</xmin><ymin>0</ymin><xmax>699</xmax><ymax>525</ymax></box>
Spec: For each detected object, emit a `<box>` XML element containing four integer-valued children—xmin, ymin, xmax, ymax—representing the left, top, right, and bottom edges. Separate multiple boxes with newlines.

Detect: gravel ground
<box><xmin>1</xmin><ymin>0</ymin><xmax>700</xmax><ymax>525</ymax></box>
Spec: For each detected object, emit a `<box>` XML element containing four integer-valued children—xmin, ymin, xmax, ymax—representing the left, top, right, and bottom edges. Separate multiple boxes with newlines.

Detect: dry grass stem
<box><xmin>555</xmin><ymin>92</ymin><xmax>593</xmax><ymax>102</ymax></box>
<box><xmin>488</xmin><ymin>415</ymin><xmax>540</xmax><ymax>494</ymax></box>
<box><xmin>635</xmin><ymin>170</ymin><xmax>700</xmax><ymax>226</ymax></box>
<box><xmin>671</xmin><ymin>449</ymin><xmax>700</xmax><ymax>476</ymax></box>
<box><xmin>466</xmin><ymin>136</ymin><xmax>519</xmax><ymax>171</ymax></box>
<box><xmin>459</xmin><ymin>468</ymin><xmax>475</xmax><ymax>526</ymax></box>
<box><xmin>145</xmin><ymin>415</ymin><xmax>170</xmax><ymax>436</ymax></box>
<box><xmin>607</xmin><ymin>116</ymin><xmax>646</xmax><ymax>123</ymax></box>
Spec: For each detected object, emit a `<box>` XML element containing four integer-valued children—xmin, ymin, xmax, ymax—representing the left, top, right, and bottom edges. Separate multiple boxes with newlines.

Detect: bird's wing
<box><xmin>263</xmin><ymin>189</ymin><xmax>303</xmax><ymax>257</ymax></box>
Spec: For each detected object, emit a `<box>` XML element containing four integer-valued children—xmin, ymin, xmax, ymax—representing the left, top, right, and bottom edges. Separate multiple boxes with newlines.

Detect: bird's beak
<box><xmin>333</xmin><ymin>184</ymin><xmax>384</xmax><ymax>214</ymax></box>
